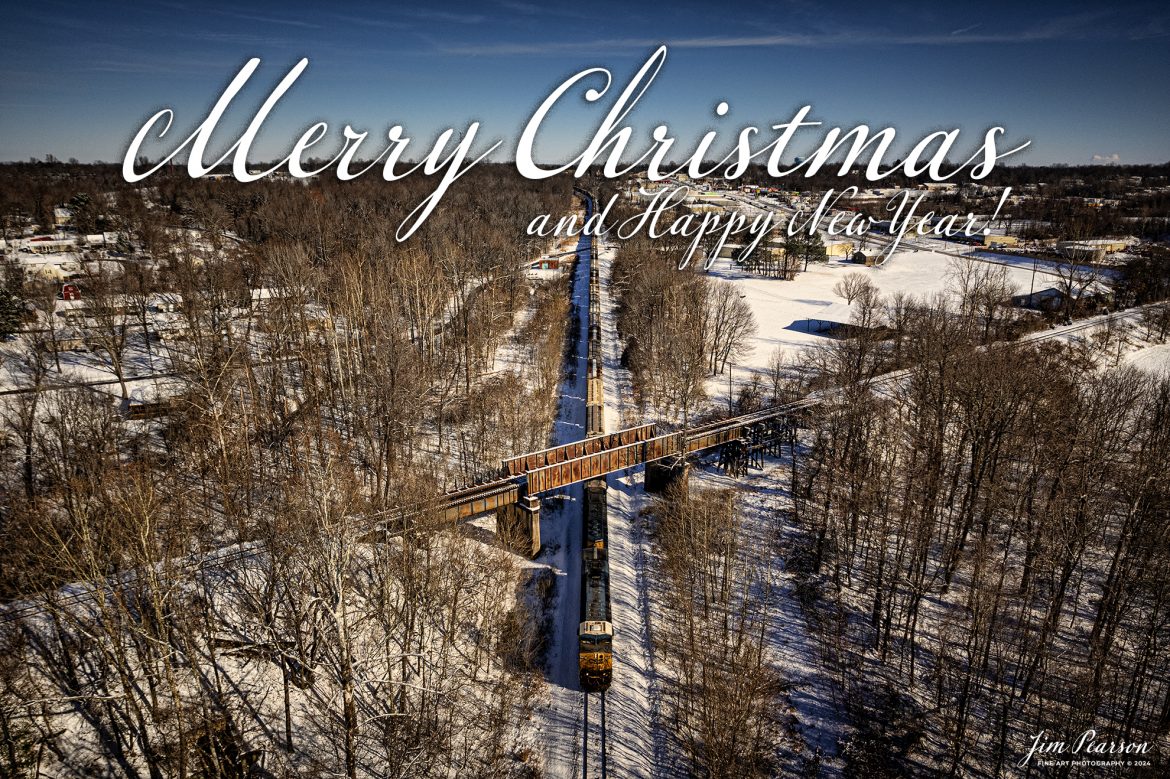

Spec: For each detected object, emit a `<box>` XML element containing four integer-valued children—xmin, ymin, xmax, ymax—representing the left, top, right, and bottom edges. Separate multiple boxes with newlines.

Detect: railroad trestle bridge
<box><xmin>434</xmin><ymin>399</ymin><xmax>811</xmax><ymax>556</ymax></box>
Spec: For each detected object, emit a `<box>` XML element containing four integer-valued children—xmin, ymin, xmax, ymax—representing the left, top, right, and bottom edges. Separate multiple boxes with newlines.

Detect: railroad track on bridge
<box><xmin>578</xmin><ymin>209</ymin><xmax>613</xmax><ymax>776</ymax></box>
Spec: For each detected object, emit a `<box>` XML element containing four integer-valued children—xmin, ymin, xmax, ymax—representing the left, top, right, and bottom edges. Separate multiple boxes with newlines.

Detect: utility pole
<box><xmin>728</xmin><ymin>361</ymin><xmax>733</xmax><ymax>414</ymax></box>
<box><xmin>728</xmin><ymin>292</ymin><xmax>747</xmax><ymax>414</ymax></box>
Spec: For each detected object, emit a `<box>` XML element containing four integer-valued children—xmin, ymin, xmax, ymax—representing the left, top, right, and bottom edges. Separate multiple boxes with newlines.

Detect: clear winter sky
<box><xmin>1</xmin><ymin>0</ymin><xmax>1168</xmax><ymax>166</ymax></box>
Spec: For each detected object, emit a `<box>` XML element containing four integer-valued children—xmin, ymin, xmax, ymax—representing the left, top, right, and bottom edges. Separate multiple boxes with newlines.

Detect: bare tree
<box><xmin>704</xmin><ymin>280</ymin><xmax>757</xmax><ymax>375</ymax></box>
<box><xmin>833</xmin><ymin>272</ymin><xmax>876</xmax><ymax>305</ymax></box>
<box><xmin>81</xmin><ymin>264</ymin><xmax>133</xmax><ymax>399</ymax></box>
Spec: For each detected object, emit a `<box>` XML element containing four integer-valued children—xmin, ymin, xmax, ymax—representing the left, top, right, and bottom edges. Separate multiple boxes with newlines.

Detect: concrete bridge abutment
<box><xmin>644</xmin><ymin>458</ymin><xmax>689</xmax><ymax>494</ymax></box>
<box><xmin>497</xmin><ymin>493</ymin><xmax>541</xmax><ymax>558</ymax></box>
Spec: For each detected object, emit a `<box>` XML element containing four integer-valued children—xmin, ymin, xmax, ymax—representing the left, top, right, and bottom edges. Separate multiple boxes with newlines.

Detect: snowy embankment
<box><xmin>598</xmin><ymin>239</ymin><xmax>665</xmax><ymax>779</ymax></box>
<box><xmin>684</xmin><ymin>460</ymin><xmax>849</xmax><ymax>775</ymax></box>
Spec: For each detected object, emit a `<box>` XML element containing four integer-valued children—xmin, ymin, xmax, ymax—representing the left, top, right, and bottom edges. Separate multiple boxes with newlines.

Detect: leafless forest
<box><xmin>651</xmin><ymin>485</ymin><xmax>787</xmax><ymax>778</ymax></box>
<box><xmin>0</xmin><ymin>164</ymin><xmax>570</xmax><ymax>777</ymax></box>
<box><xmin>785</xmin><ymin>289</ymin><xmax>1170</xmax><ymax>776</ymax></box>
<box><xmin>608</xmin><ymin>211</ymin><xmax>757</xmax><ymax>426</ymax></box>
<box><xmin>604</xmin><ymin>204</ymin><xmax>1170</xmax><ymax>776</ymax></box>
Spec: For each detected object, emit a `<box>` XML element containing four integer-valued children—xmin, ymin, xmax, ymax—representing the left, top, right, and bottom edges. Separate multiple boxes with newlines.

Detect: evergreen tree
<box><xmin>0</xmin><ymin>261</ymin><xmax>26</xmax><ymax>338</ymax></box>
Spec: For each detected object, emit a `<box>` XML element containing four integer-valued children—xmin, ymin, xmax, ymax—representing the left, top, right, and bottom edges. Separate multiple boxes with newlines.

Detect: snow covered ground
<box><xmin>684</xmin><ymin>458</ymin><xmax>848</xmax><ymax>775</ymax></box>
<box><xmin>704</xmin><ymin>247</ymin><xmax>1043</xmax><ymax>404</ymax></box>
<box><xmin>1125</xmin><ymin>342</ymin><xmax>1170</xmax><ymax>377</ymax></box>
<box><xmin>598</xmin><ymin>239</ymin><xmax>664</xmax><ymax>779</ymax></box>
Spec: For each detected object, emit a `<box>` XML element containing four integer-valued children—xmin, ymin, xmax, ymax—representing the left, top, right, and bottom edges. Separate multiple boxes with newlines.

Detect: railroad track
<box><xmin>581</xmin><ymin>691</ymin><xmax>608</xmax><ymax>779</ymax></box>
<box><xmin>577</xmin><ymin>199</ymin><xmax>613</xmax><ymax>778</ymax></box>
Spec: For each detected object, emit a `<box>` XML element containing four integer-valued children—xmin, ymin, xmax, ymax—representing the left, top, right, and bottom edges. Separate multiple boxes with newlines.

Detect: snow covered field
<box><xmin>705</xmin><ymin>247</ymin><xmax>1043</xmax><ymax>403</ymax></box>
<box><xmin>1125</xmin><ymin>342</ymin><xmax>1170</xmax><ymax>377</ymax></box>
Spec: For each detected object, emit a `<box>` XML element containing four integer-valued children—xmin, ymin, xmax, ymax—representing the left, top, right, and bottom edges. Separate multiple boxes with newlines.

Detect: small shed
<box><xmin>806</xmin><ymin>302</ymin><xmax>856</xmax><ymax>332</ymax></box>
<box><xmin>825</xmin><ymin>240</ymin><xmax>854</xmax><ymax>257</ymax></box>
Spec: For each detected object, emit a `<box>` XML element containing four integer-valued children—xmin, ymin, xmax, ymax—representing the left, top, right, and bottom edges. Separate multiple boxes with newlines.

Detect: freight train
<box><xmin>579</xmin><ymin>477</ymin><xmax>612</xmax><ymax>692</ymax></box>
<box><xmin>577</xmin><ymin>212</ymin><xmax>612</xmax><ymax>693</ymax></box>
<box><xmin>584</xmin><ymin>240</ymin><xmax>604</xmax><ymax>438</ymax></box>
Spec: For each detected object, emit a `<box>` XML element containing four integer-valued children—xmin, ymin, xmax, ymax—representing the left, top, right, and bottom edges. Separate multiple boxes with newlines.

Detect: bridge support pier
<box><xmin>497</xmin><ymin>494</ymin><xmax>541</xmax><ymax>558</ymax></box>
<box><xmin>645</xmin><ymin>458</ymin><xmax>689</xmax><ymax>494</ymax></box>
<box><xmin>719</xmin><ymin>438</ymin><xmax>762</xmax><ymax>476</ymax></box>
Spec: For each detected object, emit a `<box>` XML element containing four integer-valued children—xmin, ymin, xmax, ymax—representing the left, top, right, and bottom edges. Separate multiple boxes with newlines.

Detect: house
<box><xmin>1057</xmin><ymin>238</ymin><xmax>1133</xmax><ymax>262</ymax></box>
<box><xmin>1011</xmin><ymin>287</ymin><xmax>1065</xmax><ymax>311</ymax></box>
<box><xmin>805</xmin><ymin>301</ymin><xmax>892</xmax><ymax>338</ymax></box>
<box><xmin>806</xmin><ymin>301</ymin><xmax>856</xmax><ymax>332</ymax></box>
<box><xmin>719</xmin><ymin>243</ymin><xmax>745</xmax><ymax>260</ymax></box>
<box><xmin>24</xmin><ymin>237</ymin><xmax>77</xmax><ymax>254</ymax></box>
<box><xmin>16</xmin><ymin>253</ymin><xmax>82</xmax><ymax>280</ymax></box>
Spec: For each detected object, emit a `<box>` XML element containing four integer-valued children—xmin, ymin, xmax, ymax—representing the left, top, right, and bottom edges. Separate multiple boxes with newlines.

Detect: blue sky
<box><xmin>1</xmin><ymin>0</ymin><xmax>1168</xmax><ymax>166</ymax></box>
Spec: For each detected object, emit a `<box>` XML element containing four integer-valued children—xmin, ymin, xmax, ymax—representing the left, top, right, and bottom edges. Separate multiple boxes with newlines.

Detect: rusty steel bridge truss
<box><xmin>432</xmin><ymin>397</ymin><xmax>814</xmax><ymax>524</ymax></box>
